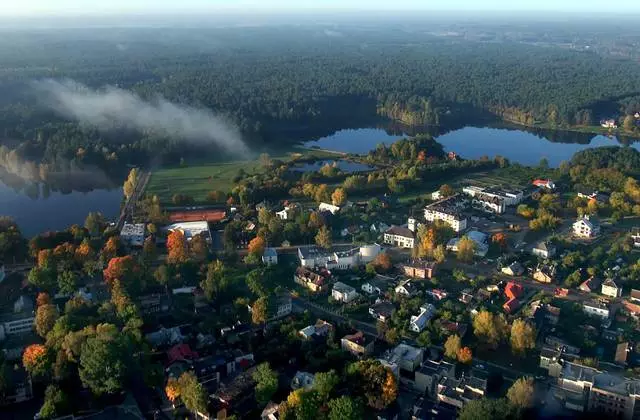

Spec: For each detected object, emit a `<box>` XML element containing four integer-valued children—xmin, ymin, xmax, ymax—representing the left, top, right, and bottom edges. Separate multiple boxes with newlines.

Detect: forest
<box><xmin>1</xmin><ymin>23</ymin><xmax>640</xmax><ymax>171</ymax></box>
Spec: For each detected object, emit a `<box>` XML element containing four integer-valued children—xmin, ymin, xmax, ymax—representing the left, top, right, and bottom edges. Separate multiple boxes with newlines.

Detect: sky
<box><xmin>2</xmin><ymin>0</ymin><xmax>639</xmax><ymax>16</ymax></box>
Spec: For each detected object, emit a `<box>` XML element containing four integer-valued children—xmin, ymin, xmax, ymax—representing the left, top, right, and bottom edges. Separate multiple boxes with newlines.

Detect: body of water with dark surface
<box><xmin>304</xmin><ymin>125</ymin><xmax>639</xmax><ymax>167</ymax></box>
<box><xmin>0</xmin><ymin>182</ymin><xmax>122</xmax><ymax>237</ymax></box>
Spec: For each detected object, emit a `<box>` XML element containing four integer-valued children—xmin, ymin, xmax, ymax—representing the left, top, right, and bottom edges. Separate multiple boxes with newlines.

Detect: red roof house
<box><xmin>167</xmin><ymin>344</ymin><xmax>199</xmax><ymax>365</ymax></box>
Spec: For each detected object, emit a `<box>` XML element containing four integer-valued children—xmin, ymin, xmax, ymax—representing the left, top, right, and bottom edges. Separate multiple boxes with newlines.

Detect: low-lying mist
<box><xmin>33</xmin><ymin>79</ymin><xmax>249</xmax><ymax>156</ymax></box>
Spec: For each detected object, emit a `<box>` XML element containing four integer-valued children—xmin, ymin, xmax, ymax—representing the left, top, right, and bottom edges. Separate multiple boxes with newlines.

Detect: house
<box><xmin>299</xmin><ymin>319</ymin><xmax>333</xmax><ymax>340</ymax></box>
<box><xmin>294</xmin><ymin>267</ymin><xmax>330</xmax><ymax>292</ymax></box>
<box><xmin>533</xmin><ymin>263</ymin><xmax>556</xmax><ymax>283</ymax></box>
<box><xmin>0</xmin><ymin>296</ymin><xmax>35</xmax><ymax>340</ymax></box>
<box><xmin>381</xmin><ymin>343</ymin><xmax>424</xmax><ymax>373</ymax></box>
<box><xmin>601</xmin><ymin>278</ymin><xmax>622</xmax><ymax>298</ymax></box>
<box><xmin>533</xmin><ymin>179</ymin><xmax>556</xmax><ymax>190</ymax></box>
<box><xmin>410</xmin><ymin>304</ymin><xmax>436</xmax><ymax>332</ymax></box>
<box><xmin>291</xmin><ymin>371</ymin><xmax>315</xmax><ymax>390</ymax></box>
<box><xmin>573</xmin><ymin>216</ymin><xmax>600</xmax><ymax>239</ymax></box>
<box><xmin>276</xmin><ymin>205</ymin><xmax>296</xmax><ymax>220</ymax></box>
<box><xmin>297</xmin><ymin>244</ymin><xmax>381</xmax><ymax>269</ymax></box>
<box><xmin>503</xmin><ymin>298</ymin><xmax>520</xmax><ymax>314</ymax></box>
<box><xmin>137</xmin><ymin>294</ymin><xmax>170</xmax><ymax>314</ymax></box>
<box><xmin>601</xmin><ymin>118</ymin><xmax>618</xmax><ymax>128</ymax></box>
<box><xmin>446</xmin><ymin>230</ymin><xmax>489</xmax><ymax>257</ymax></box>
<box><xmin>632</xmin><ymin>227</ymin><xmax>640</xmax><ymax>247</ymax></box>
<box><xmin>369</xmin><ymin>301</ymin><xmax>396</xmax><ymax>323</ymax></box>
<box><xmin>583</xmin><ymin>301</ymin><xmax>610</xmax><ymax>319</ymax></box>
<box><xmin>425</xmin><ymin>289</ymin><xmax>448</xmax><ymax>301</ymax></box>
<box><xmin>439</xmin><ymin>320</ymin><xmax>468</xmax><ymax>338</ymax></box>
<box><xmin>332</xmin><ymin>282</ymin><xmax>357</xmax><ymax>303</ymax></box>
<box><xmin>532</xmin><ymin>241</ymin><xmax>557</xmax><ymax>259</ymax></box>
<box><xmin>501</xmin><ymin>261</ymin><xmax>524</xmax><ymax>276</ymax></box>
<box><xmin>262</xmin><ymin>248</ymin><xmax>278</xmax><ymax>265</ymax></box>
<box><xmin>436</xmin><ymin>369</ymin><xmax>487</xmax><ymax>409</ymax></box>
<box><xmin>261</xmin><ymin>401</ymin><xmax>281</xmax><ymax>420</ymax></box>
<box><xmin>383</xmin><ymin>226</ymin><xmax>415</xmax><ymax>249</ymax></box>
<box><xmin>362</xmin><ymin>274</ymin><xmax>394</xmax><ymax>295</ymax></box>
<box><xmin>395</xmin><ymin>280</ymin><xmax>419</xmax><ymax>297</ymax></box>
<box><xmin>145</xmin><ymin>326</ymin><xmax>185</xmax><ymax>348</ymax></box>
<box><xmin>319</xmin><ymin>202</ymin><xmax>340</xmax><ymax>215</ymax></box>
<box><xmin>579</xmin><ymin>277</ymin><xmax>601</xmax><ymax>293</ymax></box>
<box><xmin>503</xmin><ymin>281</ymin><xmax>524</xmax><ymax>314</ymax></box>
<box><xmin>424</xmin><ymin>195</ymin><xmax>467</xmax><ymax>232</ymax></box>
<box><xmin>459</xmin><ymin>289</ymin><xmax>474</xmax><ymax>304</ymax></box>
<box><xmin>249</xmin><ymin>293</ymin><xmax>291</xmax><ymax>321</ymax></box>
<box><xmin>415</xmin><ymin>359</ymin><xmax>456</xmax><ymax>395</ymax></box>
<box><xmin>402</xmin><ymin>259</ymin><xmax>437</xmax><ymax>279</ymax></box>
<box><xmin>341</xmin><ymin>331</ymin><xmax>374</xmax><ymax>357</ymax></box>
<box><xmin>120</xmin><ymin>223</ymin><xmax>145</xmax><ymax>247</ymax></box>
<box><xmin>167</xmin><ymin>343</ymin><xmax>199</xmax><ymax>365</ymax></box>
<box><xmin>213</xmin><ymin>365</ymin><xmax>258</xmax><ymax>418</ymax></box>
<box><xmin>630</xmin><ymin>289</ymin><xmax>640</xmax><ymax>303</ymax></box>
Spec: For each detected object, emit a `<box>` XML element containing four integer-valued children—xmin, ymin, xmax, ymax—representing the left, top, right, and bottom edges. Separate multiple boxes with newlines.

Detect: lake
<box><xmin>0</xmin><ymin>182</ymin><xmax>122</xmax><ymax>237</ymax></box>
<box><xmin>304</xmin><ymin>125</ymin><xmax>640</xmax><ymax>167</ymax></box>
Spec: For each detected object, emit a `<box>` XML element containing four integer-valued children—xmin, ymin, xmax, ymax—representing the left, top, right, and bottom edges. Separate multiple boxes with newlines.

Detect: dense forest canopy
<box><xmin>1</xmin><ymin>19</ymin><xmax>640</xmax><ymax>169</ymax></box>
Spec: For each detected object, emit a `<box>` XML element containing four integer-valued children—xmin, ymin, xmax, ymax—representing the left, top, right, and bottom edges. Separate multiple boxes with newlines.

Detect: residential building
<box><xmin>395</xmin><ymin>280</ymin><xmax>419</xmax><ymax>297</ymax></box>
<box><xmin>272</xmin><ymin>294</ymin><xmax>292</xmax><ymax>319</ymax></box>
<box><xmin>369</xmin><ymin>301</ymin><xmax>396</xmax><ymax>323</ymax></box>
<box><xmin>415</xmin><ymin>359</ymin><xmax>456</xmax><ymax>395</ymax></box>
<box><xmin>163</xmin><ymin>221</ymin><xmax>212</xmax><ymax>243</ymax></box>
<box><xmin>298</xmin><ymin>319</ymin><xmax>333</xmax><ymax>340</ymax></box>
<box><xmin>601</xmin><ymin>278</ymin><xmax>622</xmax><ymax>298</ymax></box>
<box><xmin>601</xmin><ymin>119</ymin><xmax>618</xmax><ymax>128</ymax></box>
<box><xmin>294</xmin><ymin>267</ymin><xmax>330</xmax><ymax>292</ymax></box>
<box><xmin>297</xmin><ymin>244</ymin><xmax>381</xmax><ymax>269</ymax></box>
<box><xmin>319</xmin><ymin>202</ymin><xmax>340</xmax><ymax>215</ymax></box>
<box><xmin>579</xmin><ymin>277</ymin><xmax>602</xmax><ymax>293</ymax></box>
<box><xmin>120</xmin><ymin>223</ymin><xmax>145</xmax><ymax>247</ymax></box>
<box><xmin>261</xmin><ymin>401</ymin><xmax>281</xmax><ymax>420</ymax></box>
<box><xmin>332</xmin><ymin>282</ymin><xmax>357</xmax><ymax>303</ymax></box>
<box><xmin>470</xmin><ymin>192</ymin><xmax>506</xmax><ymax>214</ymax></box>
<box><xmin>632</xmin><ymin>227</ymin><xmax>640</xmax><ymax>248</ymax></box>
<box><xmin>501</xmin><ymin>261</ymin><xmax>524</xmax><ymax>276</ymax></box>
<box><xmin>381</xmin><ymin>343</ymin><xmax>424</xmax><ymax>373</ymax></box>
<box><xmin>137</xmin><ymin>294</ymin><xmax>170</xmax><ymax>315</ymax></box>
<box><xmin>459</xmin><ymin>289</ymin><xmax>474</xmax><ymax>304</ymax></box>
<box><xmin>402</xmin><ymin>259</ymin><xmax>437</xmax><ymax>279</ymax></box>
<box><xmin>446</xmin><ymin>230</ymin><xmax>489</xmax><ymax>257</ymax></box>
<box><xmin>532</xmin><ymin>241</ymin><xmax>557</xmax><ymax>259</ymax></box>
<box><xmin>410</xmin><ymin>303</ymin><xmax>436</xmax><ymax>332</ymax></box>
<box><xmin>436</xmin><ymin>369</ymin><xmax>487</xmax><ymax>409</ymax></box>
<box><xmin>0</xmin><ymin>296</ymin><xmax>35</xmax><ymax>340</ymax></box>
<box><xmin>583</xmin><ymin>301</ymin><xmax>611</xmax><ymax>319</ymax></box>
<box><xmin>341</xmin><ymin>331</ymin><xmax>373</xmax><ymax>357</ymax></box>
<box><xmin>533</xmin><ymin>179</ymin><xmax>556</xmax><ymax>190</ymax></box>
<box><xmin>276</xmin><ymin>205</ymin><xmax>297</xmax><ymax>220</ymax></box>
<box><xmin>383</xmin><ymin>226</ymin><xmax>415</xmax><ymax>249</ymax></box>
<box><xmin>545</xmin><ymin>336</ymin><xmax>581</xmax><ymax>356</ymax></box>
<box><xmin>533</xmin><ymin>263</ymin><xmax>556</xmax><ymax>283</ymax></box>
<box><xmin>262</xmin><ymin>248</ymin><xmax>278</xmax><ymax>265</ymax></box>
<box><xmin>631</xmin><ymin>289</ymin><xmax>640</xmax><ymax>303</ymax></box>
<box><xmin>362</xmin><ymin>274</ymin><xmax>395</xmax><ymax>295</ymax></box>
<box><xmin>503</xmin><ymin>281</ymin><xmax>524</xmax><ymax>314</ymax></box>
<box><xmin>463</xmin><ymin>185</ymin><xmax>524</xmax><ymax>207</ymax></box>
<box><xmin>426</xmin><ymin>289</ymin><xmax>448</xmax><ymax>301</ymax></box>
<box><xmin>424</xmin><ymin>195</ymin><xmax>467</xmax><ymax>233</ymax></box>
<box><xmin>573</xmin><ymin>216</ymin><xmax>601</xmax><ymax>239</ymax></box>
<box><xmin>291</xmin><ymin>371</ymin><xmax>315</xmax><ymax>390</ymax></box>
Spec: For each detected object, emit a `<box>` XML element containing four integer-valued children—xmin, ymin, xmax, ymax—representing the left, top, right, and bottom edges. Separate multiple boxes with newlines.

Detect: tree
<box><xmin>372</xmin><ymin>253</ymin><xmax>392</xmax><ymax>272</ymax></box>
<box><xmin>416</xmin><ymin>330</ymin><xmax>432</xmax><ymax>347</ymax></box>
<box><xmin>28</xmin><ymin>266</ymin><xmax>56</xmax><ymax>291</ymax></box>
<box><xmin>491</xmin><ymin>232</ymin><xmax>507</xmax><ymax>250</ymax></box>
<box><xmin>166</xmin><ymin>230</ymin><xmax>189</xmax><ymax>264</ymax></box>
<box><xmin>457</xmin><ymin>236</ymin><xmax>476</xmax><ymax>262</ymax></box>
<box><xmin>315</xmin><ymin>225</ymin><xmax>332</xmax><ymax>249</ymax></box>
<box><xmin>444</xmin><ymin>335</ymin><xmax>462</xmax><ymax>360</ymax></box>
<box><xmin>623</xmin><ymin>115</ymin><xmax>636</xmax><ymax>132</ymax></box>
<box><xmin>79</xmin><ymin>330</ymin><xmax>129</xmax><ymax>395</ymax></box>
<box><xmin>331</xmin><ymin>188</ymin><xmax>347</xmax><ymax>206</ymax></box>
<box><xmin>38</xmin><ymin>385</ymin><xmax>68</xmax><ymax>419</ymax></box>
<box><xmin>458</xmin><ymin>398</ymin><xmax>514</xmax><ymax>420</ymax></box>
<box><xmin>177</xmin><ymin>371</ymin><xmax>208</xmax><ymax>414</ymax></box>
<box><xmin>189</xmin><ymin>233</ymin><xmax>208</xmax><ymax>262</ymax></box>
<box><xmin>510</xmin><ymin>319</ymin><xmax>536</xmax><ymax>354</ymax></box>
<box><xmin>328</xmin><ymin>396</ymin><xmax>362</xmax><ymax>420</ymax></box>
<box><xmin>165</xmin><ymin>377</ymin><xmax>180</xmax><ymax>403</ymax></box>
<box><xmin>23</xmin><ymin>344</ymin><xmax>51</xmax><ymax>377</ymax></box>
<box><xmin>347</xmin><ymin>360</ymin><xmax>397</xmax><ymax>410</ymax></box>
<box><xmin>433</xmin><ymin>244</ymin><xmax>446</xmax><ymax>263</ymax></box>
<box><xmin>252</xmin><ymin>297</ymin><xmax>269</xmax><ymax>325</ymax></box>
<box><xmin>439</xmin><ymin>184</ymin><xmax>455</xmax><ymax>198</ymax></box>
<box><xmin>473</xmin><ymin>311</ymin><xmax>507</xmax><ymax>349</ymax></box>
<box><xmin>123</xmin><ymin>168</ymin><xmax>138</xmax><ymax>199</ymax></box>
<box><xmin>101</xmin><ymin>236</ymin><xmax>119</xmax><ymax>262</ymax></box>
<box><xmin>516</xmin><ymin>204</ymin><xmax>535</xmax><ymax>219</ymax></box>
<box><xmin>154</xmin><ymin>265</ymin><xmax>170</xmax><ymax>287</ymax></box>
<box><xmin>507</xmin><ymin>377</ymin><xmax>535</xmax><ymax>409</ymax></box>
<box><xmin>200</xmin><ymin>260</ymin><xmax>229</xmax><ymax>301</ymax></box>
<box><xmin>36</xmin><ymin>292</ymin><xmax>51</xmax><ymax>307</ymax></box>
<box><xmin>58</xmin><ymin>270</ymin><xmax>78</xmax><ymax>295</ymax></box>
<box><xmin>36</xmin><ymin>304</ymin><xmax>59</xmax><ymax>337</ymax></box>
<box><xmin>141</xmin><ymin>236</ymin><xmax>157</xmax><ymax>264</ymax></box>
<box><xmin>254</xmin><ymin>362</ymin><xmax>278</xmax><ymax>406</ymax></box>
<box><xmin>103</xmin><ymin>255</ymin><xmax>140</xmax><ymax>291</ymax></box>
<box><xmin>457</xmin><ymin>347</ymin><xmax>473</xmax><ymax>364</ymax></box>
<box><xmin>84</xmin><ymin>212</ymin><xmax>105</xmax><ymax>237</ymax></box>
<box><xmin>314</xmin><ymin>370</ymin><xmax>339</xmax><ymax>401</ymax></box>
<box><xmin>248</xmin><ymin>236</ymin><xmax>266</xmax><ymax>258</ymax></box>
<box><xmin>286</xmin><ymin>389</ymin><xmax>322</xmax><ymax>420</ymax></box>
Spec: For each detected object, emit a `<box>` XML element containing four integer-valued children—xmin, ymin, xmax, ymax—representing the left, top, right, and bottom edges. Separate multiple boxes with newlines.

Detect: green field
<box><xmin>146</xmin><ymin>147</ymin><xmax>344</xmax><ymax>203</ymax></box>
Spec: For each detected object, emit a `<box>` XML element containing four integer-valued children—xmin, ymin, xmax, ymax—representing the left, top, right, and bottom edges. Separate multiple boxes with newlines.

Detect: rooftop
<box><xmin>370</xmin><ymin>301</ymin><xmax>396</xmax><ymax>317</ymax></box>
<box><xmin>385</xmin><ymin>225</ymin><xmax>414</xmax><ymax>238</ymax></box>
<box><xmin>120</xmin><ymin>223</ymin><xmax>145</xmax><ymax>236</ymax></box>
<box><xmin>333</xmin><ymin>282</ymin><xmax>356</xmax><ymax>294</ymax></box>
<box><xmin>343</xmin><ymin>331</ymin><xmax>369</xmax><ymax>346</ymax></box>
<box><xmin>263</xmin><ymin>247</ymin><xmax>278</xmax><ymax>257</ymax></box>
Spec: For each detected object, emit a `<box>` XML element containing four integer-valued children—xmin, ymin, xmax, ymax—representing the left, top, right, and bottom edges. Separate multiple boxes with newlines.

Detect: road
<box><xmin>117</xmin><ymin>169</ymin><xmax>150</xmax><ymax>230</ymax></box>
<box><xmin>291</xmin><ymin>295</ymin><xmax>379</xmax><ymax>337</ymax></box>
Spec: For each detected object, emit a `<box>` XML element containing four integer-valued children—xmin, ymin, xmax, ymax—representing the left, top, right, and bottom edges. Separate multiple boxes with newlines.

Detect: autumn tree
<box><xmin>491</xmin><ymin>232</ymin><xmax>507</xmax><ymax>250</ymax></box>
<box><xmin>28</xmin><ymin>266</ymin><xmax>56</xmax><ymax>291</ymax></box>
<box><xmin>101</xmin><ymin>236</ymin><xmax>119</xmax><ymax>262</ymax></box>
<box><xmin>165</xmin><ymin>377</ymin><xmax>180</xmax><ymax>403</ymax></box>
<box><xmin>458</xmin><ymin>398</ymin><xmax>514</xmax><ymax>420</ymax></box>
<box><xmin>457</xmin><ymin>236</ymin><xmax>476</xmax><ymax>262</ymax></box>
<box><xmin>84</xmin><ymin>212</ymin><xmax>106</xmax><ymax>237</ymax></box>
<box><xmin>457</xmin><ymin>347</ymin><xmax>473</xmax><ymax>364</ymax></box>
<box><xmin>315</xmin><ymin>225</ymin><xmax>332</xmax><ymax>249</ymax></box>
<box><xmin>36</xmin><ymin>304</ymin><xmax>59</xmax><ymax>337</ymax></box>
<box><xmin>439</xmin><ymin>184</ymin><xmax>455</xmax><ymax>198</ymax></box>
<box><xmin>200</xmin><ymin>260</ymin><xmax>229</xmax><ymax>301</ymax></box>
<box><xmin>328</xmin><ymin>396</ymin><xmax>362</xmax><ymax>420</ymax></box>
<box><xmin>177</xmin><ymin>371</ymin><xmax>208</xmax><ymax>414</ymax></box>
<box><xmin>189</xmin><ymin>233</ymin><xmax>208</xmax><ymax>262</ymax></box>
<box><xmin>254</xmin><ymin>362</ymin><xmax>278</xmax><ymax>406</ymax></box>
<box><xmin>331</xmin><ymin>188</ymin><xmax>347</xmax><ymax>206</ymax></box>
<box><xmin>372</xmin><ymin>253</ymin><xmax>392</xmax><ymax>273</ymax></box>
<box><xmin>123</xmin><ymin>168</ymin><xmax>138</xmax><ymax>200</ymax></box>
<box><xmin>154</xmin><ymin>265</ymin><xmax>170</xmax><ymax>288</ymax></box>
<box><xmin>251</xmin><ymin>297</ymin><xmax>269</xmax><ymax>325</ymax></box>
<box><xmin>510</xmin><ymin>319</ymin><xmax>536</xmax><ymax>354</ymax></box>
<box><xmin>433</xmin><ymin>244</ymin><xmax>446</xmax><ymax>263</ymax></box>
<box><xmin>444</xmin><ymin>335</ymin><xmax>462</xmax><ymax>360</ymax></box>
<box><xmin>103</xmin><ymin>255</ymin><xmax>140</xmax><ymax>291</ymax></box>
<box><xmin>248</xmin><ymin>236</ymin><xmax>266</xmax><ymax>258</ymax></box>
<box><xmin>23</xmin><ymin>344</ymin><xmax>51</xmax><ymax>377</ymax></box>
<box><xmin>347</xmin><ymin>360</ymin><xmax>397</xmax><ymax>410</ymax></box>
<box><xmin>166</xmin><ymin>230</ymin><xmax>189</xmax><ymax>264</ymax></box>
<box><xmin>516</xmin><ymin>204</ymin><xmax>535</xmax><ymax>219</ymax></box>
<box><xmin>141</xmin><ymin>236</ymin><xmax>157</xmax><ymax>264</ymax></box>
<box><xmin>507</xmin><ymin>377</ymin><xmax>535</xmax><ymax>409</ymax></box>
<box><xmin>473</xmin><ymin>311</ymin><xmax>508</xmax><ymax>349</ymax></box>
<box><xmin>36</xmin><ymin>292</ymin><xmax>51</xmax><ymax>307</ymax></box>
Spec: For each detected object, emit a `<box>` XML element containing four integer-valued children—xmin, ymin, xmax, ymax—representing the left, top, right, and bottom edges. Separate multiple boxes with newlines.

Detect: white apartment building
<box><xmin>424</xmin><ymin>195</ymin><xmax>467</xmax><ymax>233</ymax></box>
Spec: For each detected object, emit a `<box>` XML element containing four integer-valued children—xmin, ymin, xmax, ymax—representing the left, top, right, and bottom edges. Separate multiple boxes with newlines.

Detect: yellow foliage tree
<box><xmin>331</xmin><ymin>188</ymin><xmax>347</xmax><ymax>206</ymax></box>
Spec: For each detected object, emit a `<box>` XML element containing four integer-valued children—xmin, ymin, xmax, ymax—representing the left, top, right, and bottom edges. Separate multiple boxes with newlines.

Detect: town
<box><xmin>2</xmin><ymin>142</ymin><xmax>640</xmax><ymax>420</ymax></box>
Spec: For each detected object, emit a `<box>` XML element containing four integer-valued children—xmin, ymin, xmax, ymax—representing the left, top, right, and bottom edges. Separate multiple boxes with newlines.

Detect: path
<box><xmin>117</xmin><ymin>170</ymin><xmax>150</xmax><ymax>230</ymax></box>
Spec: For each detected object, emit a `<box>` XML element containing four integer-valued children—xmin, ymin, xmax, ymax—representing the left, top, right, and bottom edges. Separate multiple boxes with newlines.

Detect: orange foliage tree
<box><xmin>373</xmin><ymin>253</ymin><xmax>392</xmax><ymax>272</ymax></box>
<box><xmin>37</xmin><ymin>249</ymin><xmax>55</xmax><ymax>268</ymax></box>
<box><xmin>23</xmin><ymin>344</ymin><xmax>50</xmax><ymax>377</ymax></box>
<box><xmin>248</xmin><ymin>236</ymin><xmax>266</xmax><ymax>257</ymax></box>
<box><xmin>101</xmin><ymin>237</ymin><xmax>119</xmax><ymax>261</ymax></box>
<box><xmin>457</xmin><ymin>347</ymin><xmax>473</xmax><ymax>364</ymax></box>
<box><xmin>491</xmin><ymin>232</ymin><xmax>508</xmax><ymax>249</ymax></box>
<box><xmin>103</xmin><ymin>255</ymin><xmax>139</xmax><ymax>286</ymax></box>
<box><xmin>167</xmin><ymin>230</ymin><xmax>189</xmax><ymax>264</ymax></box>
<box><xmin>53</xmin><ymin>242</ymin><xmax>75</xmax><ymax>262</ymax></box>
<box><xmin>75</xmin><ymin>240</ymin><xmax>94</xmax><ymax>263</ymax></box>
<box><xmin>36</xmin><ymin>292</ymin><xmax>51</xmax><ymax>307</ymax></box>
<box><xmin>165</xmin><ymin>377</ymin><xmax>180</xmax><ymax>403</ymax></box>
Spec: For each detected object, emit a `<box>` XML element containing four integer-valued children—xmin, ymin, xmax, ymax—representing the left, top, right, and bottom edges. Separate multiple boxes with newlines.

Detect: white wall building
<box><xmin>164</xmin><ymin>221</ymin><xmax>212</xmax><ymax>242</ymax></box>
<box><xmin>319</xmin><ymin>202</ymin><xmax>340</xmax><ymax>215</ymax></box>
<box><xmin>298</xmin><ymin>244</ymin><xmax>381</xmax><ymax>270</ymax></box>
<box><xmin>583</xmin><ymin>301</ymin><xmax>610</xmax><ymax>319</ymax></box>
<box><xmin>262</xmin><ymin>248</ymin><xmax>278</xmax><ymax>265</ymax></box>
<box><xmin>383</xmin><ymin>226</ymin><xmax>415</xmax><ymax>249</ymax></box>
<box><xmin>573</xmin><ymin>216</ymin><xmax>601</xmax><ymax>239</ymax></box>
<box><xmin>424</xmin><ymin>195</ymin><xmax>467</xmax><ymax>233</ymax></box>
<box><xmin>601</xmin><ymin>279</ymin><xmax>622</xmax><ymax>298</ymax></box>
<box><xmin>410</xmin><ymin>304</ymin><xmax>436</xmax><ymax>333</ymax></box>
<box><xmin>120</xmin><ymin>223</ymin><xmax>145</xmax><ymax>247</ymax></box>
<box><xmin>332</xmin><ymin>282</ymin><xmax>357</xmax><ymax>303</ymax></box>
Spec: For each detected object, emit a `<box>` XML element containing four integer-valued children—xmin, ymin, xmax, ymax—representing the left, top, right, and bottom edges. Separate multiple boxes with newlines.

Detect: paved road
<box><xmin>291</xmin><ymin>296</ymin><xmax>379</xmax><ymax>337</ymax></box>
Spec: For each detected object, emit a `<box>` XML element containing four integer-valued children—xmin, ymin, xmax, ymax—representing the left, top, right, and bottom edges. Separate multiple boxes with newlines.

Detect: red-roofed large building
<box><xmin>533</xmin><ymin>179</ymin><xmax>556</xmax><ymax>190</ymax></box>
